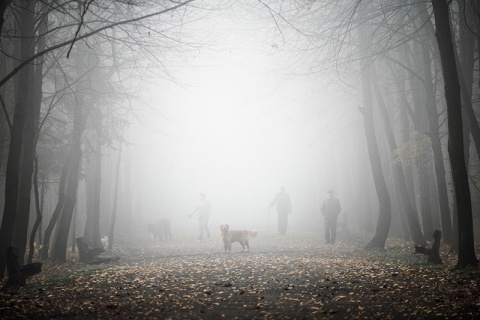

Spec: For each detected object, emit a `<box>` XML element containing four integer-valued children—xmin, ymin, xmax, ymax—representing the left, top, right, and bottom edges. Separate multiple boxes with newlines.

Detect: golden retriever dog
<box><xmin>147</xmin><ymin>218</ymin><xmax>172</xmax><ymax>243</ymax></box>
<box><xmin>220</xmin><ymin>224</ymin><xmax>257</xmax><ymax>253</ymax></box>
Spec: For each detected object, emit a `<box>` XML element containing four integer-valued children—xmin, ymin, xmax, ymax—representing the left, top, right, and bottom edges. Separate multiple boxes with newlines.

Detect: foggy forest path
<box><xmin>2</xmin><ymin>232</ymin><xmax>480</xmax><ymax>319</ymax></box>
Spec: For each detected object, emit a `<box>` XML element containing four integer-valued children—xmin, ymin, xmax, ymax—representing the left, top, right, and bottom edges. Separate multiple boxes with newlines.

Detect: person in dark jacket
<box><xmin>269</xmin><ymin>186</ymin><xmax>292</xmax><ymax>236</ymax></box>
<box><xmin>321</xmin><ymin>189</ymin><xmax>341</xmax><ymax>244</ymax></box>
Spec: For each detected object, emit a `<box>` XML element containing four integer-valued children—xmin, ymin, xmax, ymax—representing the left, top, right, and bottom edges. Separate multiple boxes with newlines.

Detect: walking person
<box><xmin>321</xmin><ymin>189</ymin><xmax>341</xmax><ymax>244</ymax></box>
<box><xmin>269</xmin><ymin>186</ymin><xmax>292</xmax><ymax>236</ymax></box>
<box><xmin>189</xmin><ymin>193</ymin><xmax>211</xmax><ymax>240</ymax></box>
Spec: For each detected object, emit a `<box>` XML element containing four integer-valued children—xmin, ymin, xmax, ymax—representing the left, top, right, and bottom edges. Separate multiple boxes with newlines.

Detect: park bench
<box><xmin>414</xmin><ymin>230</ymin><xmax>443</xmax><ymax>264</ymax></box>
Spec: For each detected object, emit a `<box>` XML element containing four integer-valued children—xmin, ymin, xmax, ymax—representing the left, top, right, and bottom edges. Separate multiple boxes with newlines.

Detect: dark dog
<box><xmin>220</xmin><ymin>224</ymin><xmax>257</xmax><ymax>253</ymax></box>
<box><xmin>147</xmin><ymin>218</ymin><xmax>172</xmax><ymax>243</ymax></box>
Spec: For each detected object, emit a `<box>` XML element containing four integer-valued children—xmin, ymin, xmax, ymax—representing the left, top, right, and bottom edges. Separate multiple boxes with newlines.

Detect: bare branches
<box><xmin>66</xmin><ymin>0</ymin><xmax>95</xmax><ymax>58</ymax></box>
<box><xmin>258</xmin><ymin>0</ymin><xmax>285</xmax><ymax>44</ymax></box>
<box><xmin>0</xmin><ymin>0</ymin><xmax>196</xmax><ymax>88</ymax></box>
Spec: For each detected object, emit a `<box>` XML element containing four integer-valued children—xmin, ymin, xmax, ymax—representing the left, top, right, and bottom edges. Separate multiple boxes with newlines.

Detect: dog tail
<box><xmin>248</xmin><ymin>230</ymin><xmax>258</xmax><ymax>237</ymax></box>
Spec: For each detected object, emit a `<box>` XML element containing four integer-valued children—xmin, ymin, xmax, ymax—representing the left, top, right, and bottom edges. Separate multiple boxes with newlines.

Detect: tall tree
<box><xmin>108</xmin><ymin>139</ymin><xmax>123</xmax><ymax>251</ymax></box>
<box><xmin>50</xmin><ymin>100</ymin><xmax>84</xmax><ymax>262</ymax></box>
<box><xmin>84</xmin><ymin>107</ymin><xmax>103</xmax><ymax>249</ymax></box>
<box><xmin>0</xmin><ymin>0</ymin><xmax>37</xmax><ymax>277</ymax></box>
<box><xmin>358</xmin><ymin>3</ymin><xmax>392</xmax><ymax>250</ymax></box>
<box><xmin>415</xmin><ymin>1</ymin><xmax>454</xmax><ymax>244</ymax></box>
<box><xmin>431</xmin><ymin>0</ymin><xmax>477</xmax><ymax>268</ymax></box>
<box><xmin>26</xmin><ymin>2</ymin><xmax>49</xmax><ymax>264</ymax></box>
<box><xmin>372</xmin><ymin>73</ymin><xmax>426</xmax><ymax>245</ymax></box>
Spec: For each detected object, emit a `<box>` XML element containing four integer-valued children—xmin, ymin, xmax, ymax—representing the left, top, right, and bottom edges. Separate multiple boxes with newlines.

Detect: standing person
<box><xmin>189</xmin><ymin>193</ymin><xmax>211</xmax><ymax>240</ymax></box>
<box><xmin>321</xmin><ymin>189</ymin><xmax>341</xmax><ymax>244</ymax></box>
<box><xmin>269</xmin><ymin>186</ymin><xmax>292</xmax><ymax>236</ymax></box>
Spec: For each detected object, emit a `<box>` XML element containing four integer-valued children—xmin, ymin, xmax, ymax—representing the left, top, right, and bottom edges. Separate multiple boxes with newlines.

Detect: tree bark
<box><xmin>416</xmin><ymin>1</ymin><xmax>454</xmax><ymax>244</ymax></box>
<box><xmin>51</xmin><ymin>143</ymin><xmax>82</xmax><ymax>262</ymax></box>
<box><xmin>431</xmin><ymin>0</ymin><xmax>478</xmax><ymax>268</ymax></box>
<box><xmin>457</xmin><ymin>0</ymin><xmax>480</xmax><ymax>164</ymax></box>
<box><xmin>388</xmin><ymin>54</ymin><xmax>434</xmax><ymax>238</ymax></box>
<box><xmin>84</xmin><ymin>109</ymin><xmax>103</xmax><ymax>249</ymax></box>
<box><xmin>396</xmin><ymin>73</ymin><xmax>417</xmax><ymax>211</ymax></box>
<box><xmin>108</xmin><ymin>141</ymin><xmax>123</xmax><ymax>251</ymax></box>
<box><xmin>71</xmin><ymin>202</ymin><xmax>77</xmax><ymax>253</ymax></box>
<box><xmin>404</xmin><ymin>45</ymin><xmax>435</xmax><ymax>239</ymax></box>
<box><xmin>372</xmin><ymin>74</ymin><xmax>426</xmax><ymax>246</ymax></box>
<box><xmin>26</xmin><ymin>1</ymin><xmax>48</xmax><ymax>265</ymax></box>
<box><xmin>0</xmin><ymin>0</ymin><xmax>36</xmax><ymax>278</ymax></box>
<box><xmin>0</xmin><ymin>0</ymin><xmax>13</xmax><ymax>41</ymax></box>
<box><xmin>123</xmin><ymin>138</ymin><xmax>132</xmax><ymax>234</ymax></box>
<box><xmin>27</xmin><ymin>155</ymin><xmax>42</xmax><ymax>264</ymax></box>
<box><xmin>40</xmin><ymin>154</ymin><xmax>70</xmax><ymax>260</ymax></box>
<box><xmin>358</xmin><ymin>4</ymin><xmax>392</xmax><ymax>250</ymax></box>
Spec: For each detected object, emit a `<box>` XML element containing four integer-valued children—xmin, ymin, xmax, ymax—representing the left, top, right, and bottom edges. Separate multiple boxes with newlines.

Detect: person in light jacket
<box><xmin>189</xmin><ymin>193</ymin><xmax>211</xmax><ymax>240</ymax></box>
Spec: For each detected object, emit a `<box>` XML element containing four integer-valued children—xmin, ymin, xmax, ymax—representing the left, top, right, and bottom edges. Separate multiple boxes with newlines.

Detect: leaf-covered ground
<box><xmin>1</xmin><ymin>232</ymin><xmax>480</xmax><ymax>319</ymax></box>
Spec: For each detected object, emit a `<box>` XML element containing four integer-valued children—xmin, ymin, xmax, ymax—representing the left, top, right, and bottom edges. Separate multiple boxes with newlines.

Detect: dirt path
<box><xmin>1</xmin><ymin>232</ymin><xmax>479</xmax><ymax>319</ymax></box>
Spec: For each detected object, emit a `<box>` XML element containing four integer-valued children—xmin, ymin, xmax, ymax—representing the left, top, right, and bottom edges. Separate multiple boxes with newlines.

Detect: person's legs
<box><xmin>330</xmin><ymin>218</ymin><xmax>337</xmax><ymax>244</ymax></box>
<box><xmin>198</xmin><ymin>216</ymin><xmax>204</xmax><ymax>239</ymax></box>
<box><xmin>203</xmin><ymin>214</ymin><xmax>210</xmax><ymax>238</ymax></box>
<box><xmin>278</xmin><ymin>212</ymin><xmax>287</xmax><ymax>235</ymax></box>
<box><xmin>278</xmin><ymin>212</ymin><xmax>282</xmax><ymax>234</ymax></box>
<box><xmin>324</xmin><ymin>218</ymin><xmax>331</xmax><ymax>243</ymax></box>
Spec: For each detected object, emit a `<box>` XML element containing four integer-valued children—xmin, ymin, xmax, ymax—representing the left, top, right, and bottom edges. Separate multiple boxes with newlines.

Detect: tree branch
<box><xmin>67</xmin><ymin>0</ymin><xmax>95</xmax><ymax>58</ymax></box>
<box><xmin>0</xmin><ymin>0</ymin><xmax>195</xmax><ymax>89</ymax></box>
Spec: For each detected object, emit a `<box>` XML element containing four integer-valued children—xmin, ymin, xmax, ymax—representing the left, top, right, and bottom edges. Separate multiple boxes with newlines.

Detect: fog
<box><xmin>121</xmin><ymin>5</ymin><xmax>362</xmax><ymax>238</ymax></box>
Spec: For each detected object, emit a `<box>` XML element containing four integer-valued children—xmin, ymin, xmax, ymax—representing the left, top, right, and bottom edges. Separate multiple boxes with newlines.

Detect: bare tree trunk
<box><xmin>50</xmin><ymin>47</ymin><xmax>87</xmax><ymax>261</ymax></box>
<box><xmin>404</xmin><ymin>45</ymin><xmax>435</xmax><ymax>239</ymax></box>
<box><xmin>388</xmin><ymin>59</ymin><xmax>425</xmax><ymax>238</ymax></box>
<box><xmin>40</xmin><ymin>155</ymin><xmax>69</xmax><ymax>260</ymax></box>
<box><xmin>27</xmin><ymin>155</ymin><xmax>42</xmax><ymax>264</ymax></box>
<box><xmin>38</xmin><ymin>178</ymin><xmax>46</xmax><ymax>245</ymax></box>
<box><xmin>108</xmin><ymin>141</ymin><xmax>123</xmax><ymax>251</ymax></box>
<box><xmin>84</xmin><ymin>109</ymin><xmax>102</xmax><ymax>249</ymax></box>
<box><xmin>0</xmin><ymin>7</ymin><xmax>13</xmax><ymax>177</ymax></box>
<box><xmin>358</xmin><ymin>4</ymin><xmax>392</xmax><ymax>250</ymax></box>
<box><xmin>0</xmin><ymin>0</ymin><xmax>36</xmax><ymax>277</ymax></box>
<box><xmin>372</xmin><ymin>74</ymin><xmax>426</xmax><ymax>246</ymax></box>
<box><xmin>415</xmin><ymin>136</ymin><xmax>435</xmax><ymax>238</ymax></box>
<box><xmin>51</xmin><ymin>144</ymin><xmax>82</xmax><ymax>262</ymax></box>
<box><xmin>11</xmin><ymin>0</ymin><xmax>54</xmax><ymax>267</ymax></box>
<box><xmin>123</xmin><ymin>140</ymin><xmax>132</xmax><ymax>234</ymax></box>
<box><xmin>26</xmin><ymin>2</ymin><xmax>48</xmax><ymax>265</ymax></box>
<box><xmin>457</xmin><ymin>0</ymin><xmax>480</xmax><ymax>163</ymax></box>
<box><xmin>416</xmin><ymin>1</ymin><xmax>454</xmax><ymax>244</ymax></box>
<box><xmin>45</xmin><ymin>32</ymin><xmax>93</xmax><ymax>262</ymax></box>
<box><xmin>71</xmin><ymin>201</ymin><xmax>77</xmax><ymax>253</ymax></box>
<box><xmin>397</xmin><ymin>81</ymin><xmax>416</xmax><ymax>209</ymax></box>
<box><xmin>431</xmin><ymin>0</ymin><xmax>478</xmax><ymax>268</ymax></box>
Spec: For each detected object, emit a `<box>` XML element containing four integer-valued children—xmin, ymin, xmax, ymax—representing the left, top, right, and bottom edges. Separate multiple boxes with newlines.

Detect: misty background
<box><xmin>3</xmin><ymin>0</ymin><xmax>479</xmax><ymax>269</ymax></box>
<box><xmin>95</xmin><ymin>3</ymin><xmax>361</xmax><ymax>238</ymax></box>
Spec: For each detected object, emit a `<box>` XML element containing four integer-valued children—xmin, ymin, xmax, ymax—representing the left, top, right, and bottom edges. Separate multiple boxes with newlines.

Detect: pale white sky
<box><xmin>126</xmin><ymin>2</ymin><xmax>360</xmax><ymax>233</ymax></box>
